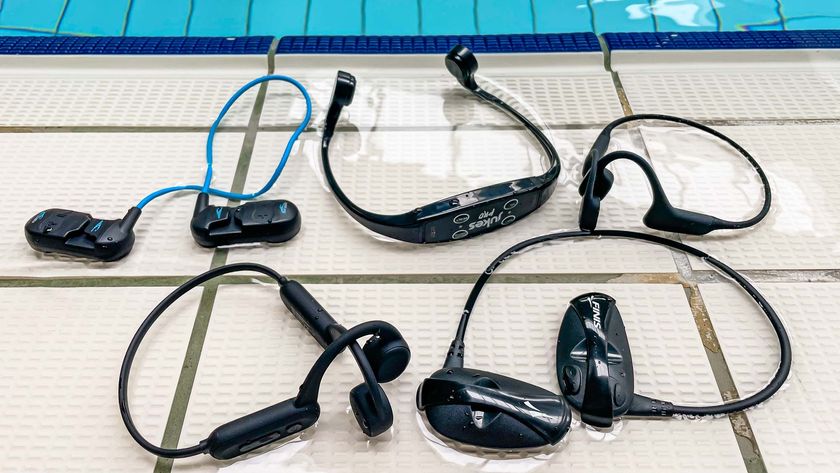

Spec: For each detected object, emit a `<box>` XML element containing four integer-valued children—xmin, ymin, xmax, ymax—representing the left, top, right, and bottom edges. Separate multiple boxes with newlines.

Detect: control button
<box><xmin>286</xmin><ymin>423</ymin><xmax>303</xmax><ymax>434</ymax></box>
<box><xmin>452</xmin><ymin>229</ymin><xmax>469</xmax><ymax>240</ymax></box>
<box><xmin>561</xmin><ymin>366</ymin><xmax>581</xmax><ymax>395</ymax></box>
<box><xmin>613</xmin><ymin>383</ymin><xmax>626</xmax><ymax>406</ymax></box>
<box><xmin>503</xmin><ymin>199</ymin><xmax>519</xmax><ymax>210</ymax></box>
<box><xmin>501</xmin><ymin>215</ymin><xmax>516</xmax><ymax>226</ymax></box>
<box><xmin>453</xmin><ymin>213</ymin><xmax>470</xmax><ymax>224</ymax></box>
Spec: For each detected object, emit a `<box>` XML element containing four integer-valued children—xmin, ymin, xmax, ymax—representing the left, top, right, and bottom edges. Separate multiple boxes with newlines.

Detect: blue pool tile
<box><xmin>59</xmin><ymin>0</ymin><xmax>130</xmax><ymax>36</ymax></box>
<box><xmin>591</xmin><ymin>0</ymin><xmax>655</xmax><ymax>33</ymax></box>
<box><xmin>307</xmin><ymin>0</ymin><xmax>362</xmax><ymax>35</ymax></box>
<box><xmin>250</xmin><ymin>0</ymin><xmax>307</xmax><ymax>36</ymax></box>
<box><xmin>782</xmin><ymin>0</ymin><xmax>840</xmax><ymax>18</ymax></box>
<box><xmin>715</xmin><ymin>0</ymin><xmax>781</xmax><ymax>31</ymax></box>
<box><xmin>785</xmin><ymin>17</ymin><xmax>840</xmax><ymax>29</ymax></box>
<box><xmin>188</xmin><ymin>0</ymin><xmax>248</xmax><ymax>36</ymax></box>
<box><xmin>0</xmin><ymin>0</ymin><xmax>66</xmax><ymax>31</ymax></box>
<box><xmin>364</xmin><ymin>0</ymin><xmax>420</xmax><ymax>35</ymax></box>
<box><xmin>0</xmin><ymin>28</ymin><xmax>47</xmax><ymax>36</ymax></box>
<box><xmin>125</xmin><ymin>0</ymin><xmax>191</xmax><ymax>36</ymax></box>
<box><xmin>475</xmin><ymin>0</ymin><xmax>533</xmax><ymax>34</ymax></box>
<box><xmin>652</xmin><ymin>0</ymin><xmax>718</xmax><ymax>32</ymax></box>
<box><xmin>419</xmin><ymin>0</ymin><xmax>476</xmax><ymax>35</ymax></box>
<box><xmin>532</xmin><ymin>0</ymin><xmax>592</xmax><ymax>33</ymax></box>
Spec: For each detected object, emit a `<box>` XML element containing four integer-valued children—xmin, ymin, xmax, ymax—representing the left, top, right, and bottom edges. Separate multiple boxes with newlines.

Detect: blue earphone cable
<box><xmin>136</xmin><ymin>75</ymin><xmax>312</xmax><ymax>209</ymax></box>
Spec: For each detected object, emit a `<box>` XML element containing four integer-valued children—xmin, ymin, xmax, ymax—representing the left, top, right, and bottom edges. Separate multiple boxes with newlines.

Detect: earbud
<box><xmin>324</xmin><ymin>71</ymin><xmax>357</xmax><ymax>140</ymax></box>
<box><xmin>25</xmin><ymin>207</ymin><xmax>141</xmax><ymax>261</ymax></box>
<box><xmin>349</xmin><ymin>382</ymin><xmax>394</xmax><ymax>437</ymax></box>
<box><xmin>445</xmin><ymin>44</ymin><xmax>479</xmax><ymax>91</ymax></box>
<box><xmin>190</xmin><ymin>192</ymin><xmax>301</xmax><ymax>248</ymax></box>
<box><xmin>362</xmin><ymin>331</ymin><xmax>411</xmax><ymax>383</ymax></box>
<box><xmin>556</xmin><ymin>293</ymin><xmax>635</xmax><ymax>428</ymax></box>
<box><xmin>417</xmin><ymin>367</ymin><xmax>572</xmax><ymax>448</ymax></box>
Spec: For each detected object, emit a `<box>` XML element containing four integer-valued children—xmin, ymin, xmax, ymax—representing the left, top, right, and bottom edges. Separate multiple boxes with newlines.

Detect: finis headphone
<box><xmin>119</xmin><ymin>263</ymin><xmax>411</xmax><ymax>460</ymax></box>
<box><xmin>417</xmin><ymin>229</ymin><xmax>791</xmax><ymax>449</ymax></box>
<box><xmin>579</xmin><ymin>114</ymin><xmax>772</xmax><ymax>235</ymax></box>
<box><xmin>320</xmin><ymin>45</ymin><xmax>561</xmax><ymax>244</ymax></box>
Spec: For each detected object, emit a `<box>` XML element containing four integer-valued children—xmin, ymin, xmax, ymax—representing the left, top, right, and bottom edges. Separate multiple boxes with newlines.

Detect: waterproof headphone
<box><xmin>417</xmin><ymin>229</ymin><xmax>791</xmax><ymax>449</ymax></box>
<box><xmin>25</xmin><ymin>76</ymin><xmax>311</xmax><ymax>262</ymax></box>
<box><xmin>320</xmin><ymin>45</ymin><xmax>561</xmax><ymax>244</ymax></box>
<box><xmin>579</xmin><ymin>115</ymin><xmax>772</xmax><ymax>235</ymax></box>
<box><xmin>119</xmin><ymin>263</ymin><xmax>411</xmax><ymax>460</ymax></box>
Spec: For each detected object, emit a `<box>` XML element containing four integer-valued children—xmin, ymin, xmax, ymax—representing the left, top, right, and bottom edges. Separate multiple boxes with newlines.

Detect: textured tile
<box><xmin>0</xmin><ymin>286</ymin><xmax>200</xmax><ymax>472</ymax></box>
<box><xmin>701</xmin><ymin>282</ymin><xmax>840</xmax><ymax>472</ymax></box>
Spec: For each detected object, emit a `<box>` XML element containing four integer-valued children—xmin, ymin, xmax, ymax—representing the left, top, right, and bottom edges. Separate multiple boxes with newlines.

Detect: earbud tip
<box><xmin>349</xmin><ymin>384</ymin><xmax>393</xmax><ymax>437</ymax></box>
<box><xmin>332</xmin><ymin>70</ymin><xmax>356</xmax><ymax>107</ymax></box>
<box><xmin>375</xmin><ymin>344</ymin><xmax>411</xmax><ymax>383</ymax></box>
<box><xmin>445</xmin><ymin>45</ymin><xmax>479</xmax><ymax>91</ymax></box>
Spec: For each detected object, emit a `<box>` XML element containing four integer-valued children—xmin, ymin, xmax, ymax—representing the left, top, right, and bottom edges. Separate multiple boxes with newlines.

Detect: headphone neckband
<box><xmin>320</xmin><ymin>45</ymin><xmax>561</xmax><ymax>244</ymax></box>
<box><xmin>442</xmin><ymin>229</ymin><xmax>791</xmax><ymax>417</ymax></box>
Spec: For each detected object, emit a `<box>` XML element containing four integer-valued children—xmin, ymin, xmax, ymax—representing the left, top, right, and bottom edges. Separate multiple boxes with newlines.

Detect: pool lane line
<box><xmin>604</xmin><ymin>44</ymin><xmax>770</xmax><ymax>472</ymax></box>
<box><xmin>152</xmin><ymin>42</ymin><xmax>276</xmax><ymax>473</ymax></box>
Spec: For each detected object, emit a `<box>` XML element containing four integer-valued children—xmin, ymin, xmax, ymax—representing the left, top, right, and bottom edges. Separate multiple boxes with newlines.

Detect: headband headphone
<box><xmin>320</xmin><ymin>45</ymin><xmax>561</xmax><ymax>244</ymax></box>
<box><xmin>579</xmin><ymin>115</ymin><xmax>772</xmax><ymax>234</ymax></box>
<box><xmin>417</xmin><ymin>229</ymin><xmax>791</xmax><ymax>449</ymax></box>
<box><xmin>119</xmin><ymin>263</ymin><xmax>411</xmax><ymax>460</ymax></box>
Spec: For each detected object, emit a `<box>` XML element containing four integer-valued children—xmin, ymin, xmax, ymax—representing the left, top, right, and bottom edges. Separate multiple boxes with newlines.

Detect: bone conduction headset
<box><xmin>417</xmin><ymin>230</ymin><xmax>791</xmax><ymax>449</ymax></box>
<box><xmin>25</xmin><ymin>76</ymin><xmax>312</xmax><ymax>261</ymax></box>
<box><xmin>579</xmin><ymin>115</ymin><xmax>772</xmax><ymax>235</ymax></box>
<box><xmin>320</xmin><ymin>45</ymin><xmax>561</xmax><ymax>244</ymax></box>
<box><xmin>120</xmin><ymin>263</ymin><xmax>410</xmax><ymax>460</ymax></box>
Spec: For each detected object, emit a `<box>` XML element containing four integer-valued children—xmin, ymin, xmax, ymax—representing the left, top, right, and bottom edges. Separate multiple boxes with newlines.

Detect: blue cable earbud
<box><xmin>137</xmin><ymin>74</ymin><xmax>312</xmax><ymax>209</ymax></box>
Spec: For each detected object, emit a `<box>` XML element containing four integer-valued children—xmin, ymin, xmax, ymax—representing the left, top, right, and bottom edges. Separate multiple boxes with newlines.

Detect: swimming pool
<box><xmin>0</xmin><ymin>0</ymin><xmax>837</xmax><ymax>38</ymax></box>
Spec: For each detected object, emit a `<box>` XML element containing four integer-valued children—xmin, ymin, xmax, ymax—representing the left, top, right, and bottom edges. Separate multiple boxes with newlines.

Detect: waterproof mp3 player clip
<box><xmin>418</xmin><ymin>230</ymin><xmax>792</xmax><ymax>449</ymax></box>
<box><xmin>321</xmin><ymin>45</ymin><xmax>561</xmax><ymax>243</ymax></box>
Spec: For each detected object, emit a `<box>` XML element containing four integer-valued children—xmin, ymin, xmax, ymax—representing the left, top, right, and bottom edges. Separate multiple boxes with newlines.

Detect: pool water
<box><xmin>0</xmin><ymin>0</ymin><xmax>837</xmax><ymax>38</ymax></box>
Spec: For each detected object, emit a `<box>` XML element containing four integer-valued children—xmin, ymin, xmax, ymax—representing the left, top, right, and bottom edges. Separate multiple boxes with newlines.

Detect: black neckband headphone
<box><xmin>417</xmin><ymin>229</ymin><xmax>791</xmax><ymax>449</ymax></box>
<box><xmin>579</xmin><ymin>114</ymin><xmax>772</xmax><ymax>234</ymax></box>
<box><xmin>321</xmin><ymin>45</ymin><xmax>561</xmax><ymax>244</ymax></box>
<box><xmin>119</xmin><ymin>263</ymin><xmax>411</xmax><ymax>460</ymax></box>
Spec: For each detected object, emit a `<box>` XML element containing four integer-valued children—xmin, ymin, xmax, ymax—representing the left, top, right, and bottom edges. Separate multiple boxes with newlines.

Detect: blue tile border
<box><xmin>0</xmin><ymin>35</ymin><xmax>274</xmax><ymax>54</ymax></box>
<box><xmin>276</xmin><ymin>33</ymin><xmax>602</xmax><ymax>54</ymax></box>
<box><xmin>2</xmin><ymin>31</ymin><xmax>840</xmax><ymax>55</ymax></box>
<box><xmin>604</xmin><ymin>30</ymin><xmax>840</xmax><ymax>50</ymax></box>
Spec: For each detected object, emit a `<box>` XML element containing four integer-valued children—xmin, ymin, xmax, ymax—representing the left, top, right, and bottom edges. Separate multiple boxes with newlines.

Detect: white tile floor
<box><xmin>0</xmin><ymin>46</ymin><xmax>836</xmax><ymax>473</ymax></box>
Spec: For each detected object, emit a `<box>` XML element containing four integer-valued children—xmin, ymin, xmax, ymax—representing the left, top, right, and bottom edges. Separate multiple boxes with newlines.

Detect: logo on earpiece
<box><xmin>585</xmin><ymin>295</ymin><xmax>603</xmax><ymax>330</ymax></box>
<box><xmin>215</xmin><ymin>207</ymin><xmax>223</xmax><ymax>219</ymax></box>
<box><xmin>91</xmin><ymin>220</ymin><xmax>103</xmax><ymax>232</ymax></box>
<box><xmin>279</xmin><ymin>202</ymin><xmax>287</xmax><ymax>214</ymax></box>
<box><xmin>32</xmin><ymin>211</ymin><xmax>46</xmax><ymax>223</ymax></box>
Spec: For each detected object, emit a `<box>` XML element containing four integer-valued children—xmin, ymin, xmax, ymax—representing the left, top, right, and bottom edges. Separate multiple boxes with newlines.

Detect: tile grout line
<box><xmin>1</xmin><ymin>269</ymin><xmax>838</xmax><ymax>288</ymax></box>
<box><xmin>603</xmin><ymin>39</ymin><xmax>769</xmax><ymax>473</ymax></box>
<box><xmin>152</xmin><ymin>40</ymin><xmax>278</xmax><ymax>473</ymax></box>
<box><xmin>2</xmin><ymin>120</ymin><xmax>838</xmax><ymax>135</ymax></box>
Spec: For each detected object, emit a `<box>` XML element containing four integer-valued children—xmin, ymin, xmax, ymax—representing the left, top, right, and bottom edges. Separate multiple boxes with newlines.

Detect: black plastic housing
<box><xmin>190</xmin><ymin>193</ymin><xmax>301</xmax><ymax>248</ymax></box>
<box><xmin>206</xmin><ymin>399</ymin><xmax>319</xmax><ymax>460</ymax></box>
<box><xmin>417</xmin><ymin>367</ymin><xmax>572</xmax><ymax>449</ymax></box>
<box><xmin>280</xmin><ymin>280</ymin><xmax>341</xmax><ymax>348</ymax></box>
<box><xmin>24</xmin><ymin>207</ymin><xmax>141</xmax><ymax>261</ymax></box>
<box><xmin>556</xmin><ymin>293</ymin><xmax>634</xmax><ymax>428</ymax></box>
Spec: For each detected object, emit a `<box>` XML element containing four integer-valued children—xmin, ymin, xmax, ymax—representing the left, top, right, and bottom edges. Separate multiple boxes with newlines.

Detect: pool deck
<box><xmin>0</xmin><ymin>31</ymin><xmax>838</xmax><ymax>472</ymax></box>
